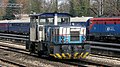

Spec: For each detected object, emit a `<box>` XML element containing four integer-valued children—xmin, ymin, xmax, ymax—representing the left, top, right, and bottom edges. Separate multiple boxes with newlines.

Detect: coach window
<box><xmin>21</xmin><ymin>24</ymin><xmax>27</xmax><ymax>26</ymax></box>
<box><xmin>96</xmin><ymin>22</ymin><xmax>98</xmax><ymax>24</ymax></box>
<box><xmin>12</xmin><ymin>23</ymin><xmax>20</xmax><ymax>26</ymax></box>
<box><xmin>9</xmin><ymin>24</ymin><xmax>12</xmax><ymax>27</ymax></box>
<box><xmin>105</xmin><ymin>22</ymin><xmax>106</xmax><ymax>25</ymax></box>
<box><xmin>114</xmin><ymin>22</ymin><xmax>116</xmax><ymax>25</ymax></box>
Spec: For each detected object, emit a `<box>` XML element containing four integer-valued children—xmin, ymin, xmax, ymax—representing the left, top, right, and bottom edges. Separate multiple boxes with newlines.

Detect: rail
<box><xmin>86</xmin><ymin>41</ymin><xmax>120</xmax><ymax>47</ymax></box>
<box><xmin>0</xmin><ymin>33</ymin><xmax>29</xmax><ymax>41</ymax></box>
<box><xmin>0</xmin><ymin>58</ymin><xmax>26</xmax><ymax>67</ymax></box>
<box><xmin>86</xmin><ymin>41</ymin><xmax>120</xmax><ymax>52</ymax></box>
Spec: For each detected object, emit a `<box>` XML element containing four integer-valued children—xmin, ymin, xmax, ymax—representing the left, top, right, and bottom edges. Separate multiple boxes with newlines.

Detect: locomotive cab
<box><xmin>29</xmin><ymin>13</ymin><xmax>71</xmax><ymax>42</ymax></box>
<box><xmin>27</xmin><ymin>13</ymin><xmax>90</xmax><ymax>59</ymax></box>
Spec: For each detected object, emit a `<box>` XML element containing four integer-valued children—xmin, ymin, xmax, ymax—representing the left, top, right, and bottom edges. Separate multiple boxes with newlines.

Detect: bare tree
<box><xmin>58</xmin><ymin>0</ymin><xmax>70</xmax><ymax>13</ymax></box>
<box><xmin>90</xmin><ymin>0</ymin><xmax>120</xmax><ymax>17</ymax></box>
<box><xmin>69</xmin><ymin>0</ymin><xmax>90</xmax><ymax>16</ymax></box>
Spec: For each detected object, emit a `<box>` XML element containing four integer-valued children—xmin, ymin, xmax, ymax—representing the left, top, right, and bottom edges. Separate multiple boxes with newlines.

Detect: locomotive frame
<box><xmin>26</xmin><ymin>13</ymin><xmax>90</xmax><ymax>59</ymax></box>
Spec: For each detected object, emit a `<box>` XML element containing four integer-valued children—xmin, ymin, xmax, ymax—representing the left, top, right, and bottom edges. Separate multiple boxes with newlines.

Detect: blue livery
<box><xmin>0</xmin><ymin>19</ymin><xmax>30</xmax><ymax>35</ymax></box>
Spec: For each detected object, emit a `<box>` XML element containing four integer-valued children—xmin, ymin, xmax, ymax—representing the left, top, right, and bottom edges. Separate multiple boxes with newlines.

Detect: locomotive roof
<box><xmin>70</xmin><ymin>17</ymin><xmax>93</xmax><ymax>22</ymax></box>
<box><xmin>90</xmin><ymin>18</ymin><xmax>120</xmax><ymax>21</ymax></box>
<box><xmin>30</xmin><ymin>13</ymin><xmax>73</xmax><ymax>18</ymax></box>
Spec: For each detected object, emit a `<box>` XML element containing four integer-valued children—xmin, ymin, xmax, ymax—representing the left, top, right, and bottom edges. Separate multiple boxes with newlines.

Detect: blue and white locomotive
<box><xmin>26</xmin><ymin>13</ymin><xmax>90</xmax><ymax>59</ymax></box>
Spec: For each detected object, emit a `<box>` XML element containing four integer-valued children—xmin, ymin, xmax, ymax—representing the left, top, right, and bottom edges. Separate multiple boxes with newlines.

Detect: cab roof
<box><xmin>30</xmin><ymin>13</ymin><xmax>73</xmax><ymax>18</ymax></box>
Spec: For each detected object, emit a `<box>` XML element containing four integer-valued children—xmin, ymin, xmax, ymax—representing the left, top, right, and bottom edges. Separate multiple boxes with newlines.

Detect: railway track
<box><xmin>0</xmin><ymin>46</ymin><xmax>40</xmax><ymax>67</ymax></box>
<box><xmin>0</xmin><ymin>40</ymin><xmax>120</xmax><ymax>67</ymax></box>
<box><xmin>86</xmin><ymin>54</ymin><xmax>120</xmax><ymax>66</ymax></box>
<box><xmin>57</xmin><ymin>58</ymin><xmax>111</xmax><ymax>67</ymax></box>
<box><xmin>0</xmin><ymin>33</ymin><xmax>29</xmax><ymax>41</ymax></box>
<box><xmin>0</xmin><ymin>41</ymin><xmax>76</xmax><ymax>67</ymax></box>
<box><xmin>0</xmin><ymin>57</ymin><xmax>26</xmax><ymax>67</ymax></box>
<box><xmin>60</xmin><ymin>54</ymin><xmax>120</xmax><ymax>67</ymax></box>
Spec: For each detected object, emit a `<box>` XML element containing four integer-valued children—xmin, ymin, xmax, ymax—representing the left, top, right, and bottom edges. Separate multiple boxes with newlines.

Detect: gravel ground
<box><xmin>0</xmin><ymin>42</ymin><xmax>76</xmax><ymax>67</ymax></box>
<box><xmin>0</xmin><ymin>41</ymin><xmax>25</xmax><ymax>49</ymax></box>
<box><xmin>86</xmin><ymin>54</ymin><xmax>120</xmax><ymax>66</ymax></box>
<box><xmin>1</xmin><ymin>41</ymin><xmax>120</xmax><ymax>67</ymax></box>
<box><xmin>0</xmin><ymin>60</ymin><xmax>19</xmax><ymax>67</ymax></box>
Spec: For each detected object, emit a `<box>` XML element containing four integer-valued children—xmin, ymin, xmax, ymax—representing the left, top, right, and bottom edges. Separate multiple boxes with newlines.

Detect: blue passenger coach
<box><xmin>0</xmin><ymin>20</ymin><xmax>9</xmax><ymax>32</ymax></box>
<box><xmin>0</xmin><ymin>19</ymin><xmax>30</xmax><ymax>34</ymax></box>
<box><xmin>8</xmin><ymin>20</ymin><xmax>30</xmax><ymax>34</ymax></box>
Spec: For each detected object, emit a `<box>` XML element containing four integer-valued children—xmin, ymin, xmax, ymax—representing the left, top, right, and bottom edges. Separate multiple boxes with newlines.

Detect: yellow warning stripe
<box><xmin>82</xmin><ymin>52</ymin><xmax>89</xmax><ymax>59</ymax></box>
<box><xmin>56</xmin><ymin>53</ymin><xmax>62</xmax><ymax>59</ymax></box>
<box><xmin>62</xmin><ymin>53</ymin><xmax>66</xmax><ymax>58</ymax></box>
<box><xmin>50</xmin><ymin>54</ymin><xmax>57</xmax><ymax>58</ymax></box>
<box><xmin>74</xmin><ymin>52</ymin><xmax>79</xmax><ymax>59</ymax></box>
<box><xmin>66</xmin><ymin>53</ymin><xmax>71</xmax><ymax>59</ymax></box>
<box><xmin>78</xmin><ymin>52</ymin><xmax>84</xmax><ymax>58</ymax></box>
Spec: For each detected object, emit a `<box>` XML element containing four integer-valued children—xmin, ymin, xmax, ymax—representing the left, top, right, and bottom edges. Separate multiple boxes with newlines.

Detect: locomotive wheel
<box><xmin>29</xmin><ymin>43</ymin><xmax>35</xmax><ymax>53</ymax></box>
<box><xmin>37</xmin><ymin>51</ymin><xmax>44</xmax><ymax>57</ymax></box>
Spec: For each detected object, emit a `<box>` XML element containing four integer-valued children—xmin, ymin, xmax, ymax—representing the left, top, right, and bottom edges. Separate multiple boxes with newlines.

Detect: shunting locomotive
<box><xmin>26</xmin><ymin>12</ymin><xmax>90</xmax><ymax>59</ymax></box>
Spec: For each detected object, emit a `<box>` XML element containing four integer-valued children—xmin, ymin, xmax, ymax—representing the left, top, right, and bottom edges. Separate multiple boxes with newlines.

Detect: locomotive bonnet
<box><xmin>26</xmin><ymin>12</ymin><xmax>90</xmax><ymax>59</ymax></box>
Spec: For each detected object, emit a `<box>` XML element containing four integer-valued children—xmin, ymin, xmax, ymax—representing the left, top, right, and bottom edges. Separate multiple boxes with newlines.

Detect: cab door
<box><xmin>30</xmin><ymin>17</ymin><xmax>37</xmax><ymax>42</ymax></box>
<box><xmin>38</xmin><ymin>25</ymin><xmax>45</xmax><ymax>41</ymax></box>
